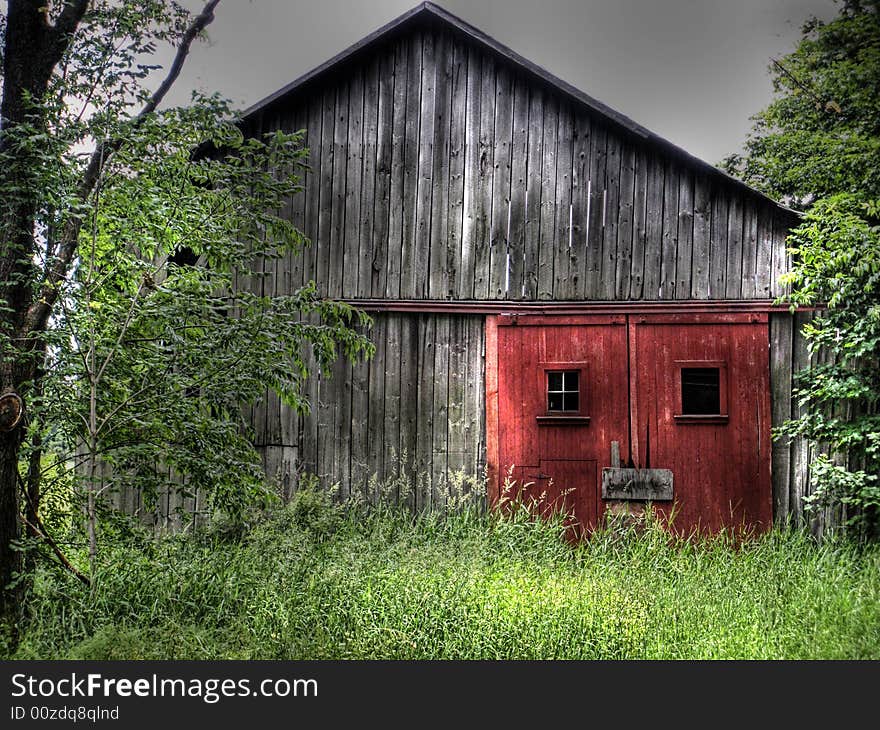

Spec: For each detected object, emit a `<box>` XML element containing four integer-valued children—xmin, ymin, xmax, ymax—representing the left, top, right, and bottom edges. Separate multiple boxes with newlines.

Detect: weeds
<box><xmin>8</xmin><ymin>476</ymin><xmax>880</xmax><ymax>660</ymax></box>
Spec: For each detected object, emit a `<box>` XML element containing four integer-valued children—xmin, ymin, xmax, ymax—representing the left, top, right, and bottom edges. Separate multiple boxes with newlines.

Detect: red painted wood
<box><xmin>629</xmin><ymin>314</ymin><xmax>773</xmax><ymax>534</ymax></box>
<box><xmin>488</xmin><ymin>311</ymin><xmax>773</xmax><ymax>536</ymax></box>
<box><xmin>485</xmin><ymin>316</ymin><xmax>500</xmax><ymax>506</ymax></box>
<box><xmin>492</xmin><ymin>315</ymin><xmax>629</xmax><ymax>531</ymax></box>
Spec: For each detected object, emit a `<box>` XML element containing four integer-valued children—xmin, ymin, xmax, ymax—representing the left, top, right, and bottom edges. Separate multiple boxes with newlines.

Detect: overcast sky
<box><xmin>168</xmin><ymin>0</ymin><xmax>839</xmax><ymax>166</ymax></box>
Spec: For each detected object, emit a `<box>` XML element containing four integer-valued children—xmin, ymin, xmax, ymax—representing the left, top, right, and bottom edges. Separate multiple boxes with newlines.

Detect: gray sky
<box><xmin>169</xmin><ymin>0</ymin><xmax>839</xmax><ymax>166</ymax></box>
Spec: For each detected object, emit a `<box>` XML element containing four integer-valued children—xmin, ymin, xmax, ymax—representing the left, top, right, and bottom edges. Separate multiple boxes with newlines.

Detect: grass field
<box><xmin>10</xmin><ymin>489</ymin><xmax>880</xmax><ymax>660</ymax></box>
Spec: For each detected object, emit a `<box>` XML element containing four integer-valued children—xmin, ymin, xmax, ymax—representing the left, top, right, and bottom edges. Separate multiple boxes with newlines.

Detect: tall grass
<box><xmin>10</xmin><ymin>488</ymin><xmax>880</xmax><ymax>660</ymax></box>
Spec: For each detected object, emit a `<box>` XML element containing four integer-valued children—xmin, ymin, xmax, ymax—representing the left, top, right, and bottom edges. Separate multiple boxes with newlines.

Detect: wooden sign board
<box><xmin>601</xmin><ymin>468</ymin><xmax>674</xmax><ymax>501</ymax></box>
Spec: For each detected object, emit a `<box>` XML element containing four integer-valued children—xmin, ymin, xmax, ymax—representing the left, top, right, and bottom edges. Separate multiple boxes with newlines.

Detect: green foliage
<box><xmin>725</xmin><ymin>1</ymin><xmax>880</xmax><ymax>532</ymax></box>
<box><xmin>723</xmin><ymin>1</ymin><xmax>880</xmax><ymax>207</ymax></box>
<box><xmin>9</xmin><ymin>504</ymin><xmax>880</xmax><ymax>660</ymax></box>
<box><xmin>0</xmin><ymin>1</ymin><xmax>375</xmax><ymax>530</ymax></box>
<box><xmin>776</xmin><ymin>195</ymin><xmax>880</xmax><ymax>528</ymax></box>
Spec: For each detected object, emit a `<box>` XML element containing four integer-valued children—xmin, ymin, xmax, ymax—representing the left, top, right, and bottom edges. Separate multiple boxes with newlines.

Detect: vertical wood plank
<box><xmin>724</xmin><ymin>194</ymin><xmax>744</xmax><ymax>298</ymax></box>
<box><xmin>708</xmin><ymin>189</ymin><xmax>729</xmax><ymax>299</ymax></box>
<box><xmin>343</xmin><ymin>68</ymin><xmax>364</xmax><ymax>298</ymax></box>
<box><xmin>628</xmin><ymin>146</ymin><xmax>649</xmax><ymax>299</ymax></box>
<box><xmin>316</xmin><ymin>365</ymin><xmax>335</xmax><ymax>486</ymax></box>
<box><xmin>472</xmin><ymin>316</ymin><xmax>487</xmax><ymax>492</ymax></box>
<box><xmin>432</xmin><ymin>315</ymin><xmax>450</xmax><ymax>507</ymax></box>
<box><xmin>383</xmin><ymin>313</ymin><xmax>403</xmax><ymax>500</ymax></box>
<box><xmin>357</xmin><ymin>56</ymin><xmax>379</xmax><ymax>298</ymax></box>
<box><xmin>659</xmin><ymin>159</ymin><xmax>679</xmax><ymax>299</ymax></box>
<box><xmin>331</xmin><ymin>356</ymin><xmax>352</xmax><ymax>501</ymax></box>
<box><xmin>328</xmin><ymin>81</ymin><xmax>350</xmax><ymax>298</ymax></box>
<box><xmin>771</xmin><ymin>210</ymin><xmax>793</xmax><ymax>299</ymax></box>
<box><xmin>770</xmin><ymin>312</ymin><xmax>793</xmax><ymax>524</ymax></box>
<box><xmin>472</xmin><ymin>51</ymin><xmax>496</xmax><ymax>298</ymax></box>
<box><xmin>446</xmin><ymin>316</ymin><xmax>468</xmax><ymax>481</ymax></box>
<box><xmin>302</xmin><ymin>96</ymin><xmax>323</xmax><ymax>295</ymax></box>
<box><xmin>522</xmin><ymin>86</ymin><xmax>544</xmax><ymax>300</ymax></box>
<box><xmin>398</xmin><ymin>315</ymin><xmax>419</xmax><ymax>510</ymax></box>
<box><xmin>755</xmin><ymin>202</ymin><xmax>774</xmax><ymax>300</ymax></box>
<box><xmin>349</xmin><ymin>351</ymin><xmax>370</xmax><ymax>501</ymax></box>
<box><xmin>615</xmin><ymin>142</ymin><xmax>635</xmax><ymax>299</ymax></box>
<box><xmin>789</xmin><ymin>310</ymin><xmax>812</xmax><ymax>524</ymax></box>
<box><xmin>317</xmin><ymin>87</ymin><xmax>336</xmax><ymax>298</ymax></box>
<box><xmin>415</xmin><ymin>316</ymin><xmax>436</xmax><ymax>508</ymax></box>
<box><xmin>740</xmin><ymin>197</ymin><xmax>759</xmax><ymax>298</ymax></box>
<box><xmin>489</xmin><ymin>63</ymin><xmax>514</xmax><ymax>300</ymax></box>
<box><xmin>399</xmin><ymin>33</ymin><xmax>423</xmax><ymax>299</ymax></box>
<box><xmin>674</xmin><ymin>169</ymin><xmax>694</xmax><ymax>299</ymax></box>
<box><xmin>366</xmin><ymin>314</ymin><xmax>387</xmax><ymax>502</ymax></box>
<box><xmin>641</xmin><ymin>152</ymin><xmax>665</xmax><ymax>299</ymax></box>
<box><xmin>446</xmin><ymin>38</ymin><xmax>467</xmax><ymax>300</ymax></box>
<box><xmin>507</xmin><ymin>75</ymin><xmax>529</xmax><ymax>300</ymax></box>
<box><xmin>386</xmin><ymin>39</ymin><xmax>409</xmax><ymax>298</ymax></box>
<box><xmin>412</xmin><ymin>31</ymin><xmax>436</xmax><ymax>299</ymax></box>
<box><xmin>371</xmin><ymin>49</ymin><xmax>395</xmax><ymax>297</ymax></box>
<box><xmin>537</xmin><ymin>94</ymin><xmax>558</xmax><ymax>299</ymax></box>
<box><xmin>600</xmin><ymin>129</ymin><xmax>621</xmax><ymax>299</ymax></box>
<box><xmin>584</xmin><ymin>123</ymin><xmax>607</xmax><ymax>298</ymax></box>
<box><xmin>428</xmin><ymin>32</ymin><xmax>453</xmax><ymax>298</ymax></box>
<box><xmin>552</xmin><ymin>104</ymin><xmax>574</xmax><ymax>299</ymax></box>
<box><xmin>458</xmin><ymin>44</ymin><xmax>481</xmax><ymax>299</ymax></box>
<box><xmin>570</xmin><ymin>112</ymin><xmax>591</xmax><ymax>300</ymax></box>
<box><xmin>289</xmin><ymin>104</ymin><xmax>307</xmax><ymax>292</ymax></box>
<box><xmin>690</xmin><ymin>173</ymin><xmax>712</xmax><ymax>299</ymax></box>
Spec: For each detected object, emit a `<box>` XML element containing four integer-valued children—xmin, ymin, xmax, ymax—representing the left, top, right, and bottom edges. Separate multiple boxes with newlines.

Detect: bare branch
<box><xmin>17</xmin><ymin>471</ymin><xmax>90</xmax><ymax>586</ymax></box>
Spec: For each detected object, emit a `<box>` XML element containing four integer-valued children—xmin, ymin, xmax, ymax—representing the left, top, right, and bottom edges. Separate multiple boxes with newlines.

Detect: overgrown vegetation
<box><xmin>8</xmin><ymin>489</ymin><xmax>879</xmax><ymax>660</ymax></box>
<box><xmin>725</xmin><ymin>0</ymin><xmax>880</xmax><ymax>533</ymax></box>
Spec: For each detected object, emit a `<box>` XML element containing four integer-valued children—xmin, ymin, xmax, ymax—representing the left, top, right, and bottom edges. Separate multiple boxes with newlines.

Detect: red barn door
<box><xmin>486</xmin><ymin>311</ymin><xmax>772</xmax><ymax>535</ymax></box>
<box><xmin>628</xmin><ymin>313</ymin><xmax>772</xmax><ymax>533</ymax></box>
<box><xmin>489</xmin><ymin>314</ymin><xmax>630</xmax><ymax>532</ymax></box>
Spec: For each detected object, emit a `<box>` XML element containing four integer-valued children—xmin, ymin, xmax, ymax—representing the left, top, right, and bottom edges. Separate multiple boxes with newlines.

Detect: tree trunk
<box><xmin>0</xmin><ymin>0</ymin><xmax>87</xmax><ymax>642</ymax></box>
<box><xmin>0</xmin><ymin>430</ymin><xmax>24</xmax><ymax>639</ymax></box>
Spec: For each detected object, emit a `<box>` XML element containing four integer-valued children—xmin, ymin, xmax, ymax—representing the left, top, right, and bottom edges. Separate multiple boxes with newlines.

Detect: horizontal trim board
<box><xmin>343</xmin><ymin>299</ymin><xmax>801</xmax><ymax>315</ymax></box>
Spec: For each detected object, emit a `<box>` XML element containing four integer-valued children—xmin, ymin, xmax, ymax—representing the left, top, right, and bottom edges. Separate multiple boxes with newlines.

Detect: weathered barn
<box><xmin>223</xmin><ymin>2</ymin><xmax>816</xmax><ymax>534</ymax></box>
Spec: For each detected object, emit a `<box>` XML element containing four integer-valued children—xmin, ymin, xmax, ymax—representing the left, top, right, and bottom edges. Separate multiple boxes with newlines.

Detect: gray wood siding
<box><xmin>246</xmin><ymin>29</ymin><xmax>796</xmax><ymax>303</ymax></box>
<box><xmin>259</xmin><ymin>312</ymin><xmax>486</xmax><ymax>509</ymax></box>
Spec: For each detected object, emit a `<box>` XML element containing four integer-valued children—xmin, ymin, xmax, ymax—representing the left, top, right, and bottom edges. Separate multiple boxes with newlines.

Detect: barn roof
<box><xmin>241</xmin><ymin>1</ymin><xmax>796</xmax><ymax>217</ymax></box>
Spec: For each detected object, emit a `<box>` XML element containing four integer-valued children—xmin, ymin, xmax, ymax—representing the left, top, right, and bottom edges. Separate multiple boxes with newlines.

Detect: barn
<box><xmin>228</xmin><ymin>2</ymin><xmax>815</xmax><ymax>534</ymax></box>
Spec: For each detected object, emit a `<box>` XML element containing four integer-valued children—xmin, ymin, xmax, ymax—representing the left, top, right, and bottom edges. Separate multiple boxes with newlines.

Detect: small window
<box><xmin>547</xmin><ymin>370</ymin><xmax>579</xmax><ymax>412</ymax></box>
<box><xmin>681</xmin><ymin>367</ymin><xmax>720</xmax><ymax>415</ymax></box>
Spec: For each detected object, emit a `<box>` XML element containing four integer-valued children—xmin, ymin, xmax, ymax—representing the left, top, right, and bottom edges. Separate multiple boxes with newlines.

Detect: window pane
<box><xmin>548</xmin><ymin>372</ymin><xmax>563</xmax><ymax>392</ymax></box>
<box><xmin>563</xmin><ymin>371</ymin><xmax>579</xmax><ymax>391</ymax></box>
<box><xmin>681</xmin><ymin>368</ymin><xmax>721</xmax><ymax>415</ymax></box>
<box><xmin>548</xmin><ymin>392</ymin><xmax>564</xmax><ymax>411</ymax></box>
<box><xmin>563</xmin><ymin>392</ymin><xmax>579</xmax><ymax>412</ymax></box>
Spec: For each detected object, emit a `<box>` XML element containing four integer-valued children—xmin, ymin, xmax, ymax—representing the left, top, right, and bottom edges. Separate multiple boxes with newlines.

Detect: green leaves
<box><xmin>774</xmin><ymin>195</ymin><xmax>880</xmax><ymax>530</ymax></box>
<box><xmin>723</xmin><ymin>1</ymin><xmax>880</xmax><ymax>208</ymax></box>
<box><xmin>731</xmin><ymin>2</ymin><xmax>880</xmax><ymax>533</ymax></box>
<box><xmin>34</xmin><ymin>93</ymin><xmax>374</xmax><ymax>523</ymax></box>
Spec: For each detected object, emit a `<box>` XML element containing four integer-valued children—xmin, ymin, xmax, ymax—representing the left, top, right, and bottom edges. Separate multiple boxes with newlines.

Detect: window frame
<box><xmin>536</xmin><ymin>362</ymin><xmax>591</xmax><ymax>426</ymax></box>
<box><xmin>674</xmin><ymin>359</ymin><xmax>729</xmax><ymax>424</ymax></box>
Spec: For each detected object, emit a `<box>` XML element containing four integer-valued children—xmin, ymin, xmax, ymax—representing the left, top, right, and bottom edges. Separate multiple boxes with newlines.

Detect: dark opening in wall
<box><xmin>681</xmin><ymin>367</ymin><xmax>721</xmax><ymax>415</ymax></box>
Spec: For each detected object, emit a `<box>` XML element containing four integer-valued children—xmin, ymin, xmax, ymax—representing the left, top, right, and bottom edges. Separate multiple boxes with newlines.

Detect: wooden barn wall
<box><xmin>770</xmin><ymin>311</ymin><xmax>847</xmax><ymax>536</ymax></box>
<box><xmin>246</xmin><ymin>27</ymin><xmax>795</xmax><ymax>304</ymax></box>
<box><xmin>256</xmin><ymin>312</ymin><xmax>487</xmax><ymax>511</ymax></box>
<box><xmin>108</xmin><ymin>26</ymin><xmax>818</xmax><ymax>527</ymax></box>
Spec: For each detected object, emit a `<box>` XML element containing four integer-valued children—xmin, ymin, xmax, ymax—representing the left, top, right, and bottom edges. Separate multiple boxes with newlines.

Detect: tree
<box><xmin>726</xmin><ymin>1</ymin><xmax>880</xmax><ymax>534</ymax></box>
<box><xmin>0</xmin><ymin>0</ymin><xmax>371</xmax><ymax>636</ymax></box>
<box><xmin>724</xmin><ymin>0</ymin><xmax>880</xmax><ymax>208</ymax></box>
<box><xmin>34</xmin><ymin>101</ymin><xmax>372</xmax><ymax>579</ymax></box>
